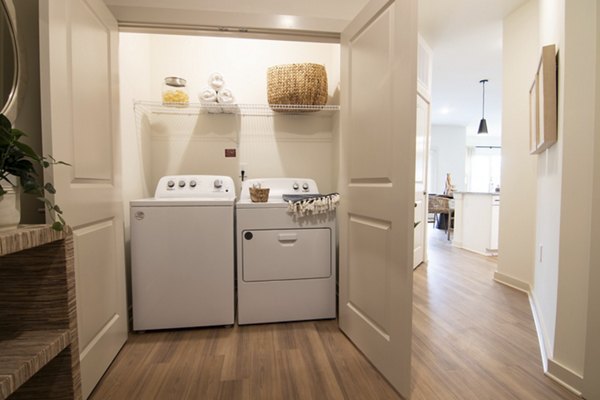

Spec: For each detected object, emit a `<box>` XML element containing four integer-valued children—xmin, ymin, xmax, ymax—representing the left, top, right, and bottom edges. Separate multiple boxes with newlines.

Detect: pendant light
<box><xmin>477</xmin><ymin>79</ymin><xmax>488</xmax><ymax>134</ymax></box>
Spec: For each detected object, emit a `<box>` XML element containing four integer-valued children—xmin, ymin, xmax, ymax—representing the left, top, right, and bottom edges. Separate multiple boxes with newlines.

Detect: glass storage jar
<box><xmin>162</xmin><ymin>77</ymin><xmax>189</xmax><ymax>106</ymax></box>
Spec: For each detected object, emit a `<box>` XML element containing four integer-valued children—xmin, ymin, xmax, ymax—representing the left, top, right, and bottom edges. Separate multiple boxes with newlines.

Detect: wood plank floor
<box><xmin>90</xmin><ymin>228</ymin><xmax>579</xmax><ymax>399</ymax></box>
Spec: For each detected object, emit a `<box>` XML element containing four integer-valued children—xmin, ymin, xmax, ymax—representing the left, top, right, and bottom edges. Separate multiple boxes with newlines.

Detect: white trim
<box><xmin>546</xmin><ymin>359</ymin><xmax>583</xmax><ymax>397</ymax></box>
<box><xmin>528</xmin><ymin>288</ymin><xmax>550</xmax><ymax>373</ymax></box>
<box><xmin>109</xmin><ymin>6</ymin><xmax>344</xmax><ymax>40</ymax></box>
<box><xmin>493</xmin><ymin>271</ymin><xmax>530</xmax><ymax>292</ymax></box>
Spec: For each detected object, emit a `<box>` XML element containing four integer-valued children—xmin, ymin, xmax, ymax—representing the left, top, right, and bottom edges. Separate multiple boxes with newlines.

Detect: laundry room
<box><xmin>119</xmin><ymin>32</ymin><xmax>342</xmax><ymax>215</ymax></box>
<box><xmin>120</xmin><ymin>30</ymin><xmax>344</xmax><ymax>340</ymax></box>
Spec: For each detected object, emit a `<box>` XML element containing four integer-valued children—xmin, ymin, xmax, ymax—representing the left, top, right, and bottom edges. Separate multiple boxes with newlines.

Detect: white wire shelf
<box><xmin>133</xmin><ymin>100</ymin><xmax>340</xmax><ymax>117</ymax></box>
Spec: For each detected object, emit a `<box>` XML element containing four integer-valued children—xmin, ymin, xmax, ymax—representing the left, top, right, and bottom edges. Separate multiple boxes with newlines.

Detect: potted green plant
<box><xmin>0</xmin><ymin>113</ymin><xmax>68</xmax><ymax>231</ymax></box>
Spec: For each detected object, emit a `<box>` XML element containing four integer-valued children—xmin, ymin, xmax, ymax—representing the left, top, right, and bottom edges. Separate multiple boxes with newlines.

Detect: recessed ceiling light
<box><xmin>440</xmin><ymin>107</ymin><xmax>450</xmax><ymax>115</ymax></box>
<box><xmin>279</xmin><ymin>15</ymin><xmax>296</xmax><ymax>29</ymax></box>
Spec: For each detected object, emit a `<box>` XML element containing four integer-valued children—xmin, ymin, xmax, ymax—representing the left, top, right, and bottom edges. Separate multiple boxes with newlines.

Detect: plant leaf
<box><xmin>44</xmin><ymin>182</ymin><xmax>57</xmax><ymax>194</ymax></box>
<box><xmin>0</xmin><ymin>114</ymin><xmax>11</xmax><ymax>131</ymax></box>
<box><xmin>13</xmin><ymin>140</ymin><xmax>40</xmax><ymax>160</ymax></box>
<box><xmin>51</xmin><ymin>221</ymin><xmax>64</xmax><ymax>231</ymax></box>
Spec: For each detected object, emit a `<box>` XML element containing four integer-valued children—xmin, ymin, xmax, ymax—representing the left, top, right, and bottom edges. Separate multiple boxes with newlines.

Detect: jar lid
<box><xmin>164</xmin><ymin>77</ymin><xmax>187</xmax><ymax>87</ymax></box>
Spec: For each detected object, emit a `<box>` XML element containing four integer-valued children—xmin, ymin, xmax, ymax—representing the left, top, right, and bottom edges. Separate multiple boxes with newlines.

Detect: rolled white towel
<box><xmin>208</xmin><ymin>72</ymin><xmax>225</xmax><ymax>91</ymax></box>
<box><xmin>217</xmin><ymin>88</ymin><xmax>234</xmax><ymax>103</ymax></box>
<box><xmin>198</xmin><ymin>87</ymin><xmax>220</xmax><ymax>113</ymax></box>
<box><xmin>198</xmin><ymin>87</ymin><xmax>217</xmax><ymax>102</ymax></box>
<box><xmin>217</xmin><ymin>88</ymin><xmax>237</xmax><ymax>114</ymax></box>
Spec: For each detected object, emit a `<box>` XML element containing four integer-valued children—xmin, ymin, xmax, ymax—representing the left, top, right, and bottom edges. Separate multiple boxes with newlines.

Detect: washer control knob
<box><xmin>302</xmin><ymin>182</ymin><xmax>309</xmax><ymax>191</ymax></box>
<box><xmin>189</xmin><ymin>180</ymin><xmax>197</xmax><ymax>188</ymax></box>
<box><xmin>213</xmin><ymin>179</ymin><xmax>223</xmax><ymax>189</ymax></box>
<box><xmin>293</xmin><ymin>183</ymin><xmax>299</xmax><ymax>190</ymax></box>
<box><xmin>167</xmin><ymin>180</ymin><xmax>175</xmax><ymax>188</ymax></box>
<box><xmin>178</xmin><ymin>180</ymin><xmax>186</xmax><ymax>188</ymax></box>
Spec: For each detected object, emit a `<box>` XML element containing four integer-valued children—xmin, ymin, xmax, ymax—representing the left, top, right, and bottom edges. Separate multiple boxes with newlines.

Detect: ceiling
<box><xmin>418</xmin><ymin>0</ymin><xmax>528</xmax><ymax>136</ymax></box>
<box><xmin>104</xmin><ymin>0</ymin><xmax>528</xmax><ymax>136</ymax></box>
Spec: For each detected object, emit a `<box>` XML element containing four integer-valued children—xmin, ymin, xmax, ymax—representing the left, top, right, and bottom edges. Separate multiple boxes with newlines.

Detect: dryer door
<box><xmin>242</xmin><ymin>228</ymin><xmax>332</xmax><ymax>282</ymax></box>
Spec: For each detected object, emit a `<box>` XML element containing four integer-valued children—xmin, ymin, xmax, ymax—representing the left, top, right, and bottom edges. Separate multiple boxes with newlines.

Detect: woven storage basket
<box><xmin>267</xmin><ymin>63</ymin><xmax>328</xmax><ymax>112</ymax></box>
<box><xmin>249</xmin><ymin>187</ymin><xmax>270</xmax><ymax>203</ymax></box>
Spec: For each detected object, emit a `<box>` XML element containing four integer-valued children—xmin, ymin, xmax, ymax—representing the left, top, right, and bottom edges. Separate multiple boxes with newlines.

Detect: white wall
<box><xmin>513</xmin><ymin>0</ymin><xmax>598</xmax><ymax>390</ymax></box>
<box><xmin>549</xmin><ymin>0</ymin><xmax>595</xmax><ymax>384</ymax></box>
<box><xmin>120</xmin><ymin>34</ymin><xmax>152</xmax><ymax>225</ymax></box>
<box><xmin>532</xmin><ymin>0</ymin><xmax>563</xmax><ymax>365</ymax></box>
<box><xmin>496</xmin><ymin>1</ymin><xmax>538</xmax><ymax>292</ymax></box>
<box><xmin>428</xmin><ymin>124</ymin><xmax>466</xmax><ymax>194</ymax></box>
<box><xmin>583</xmin><ymin>2</ymin><xmax>600</xmax><ymax>396</ymax></box>
<box><xmin>120</xmin><ymin>33</ymin><xmax>341</xmax><ymax>206</ymax></box>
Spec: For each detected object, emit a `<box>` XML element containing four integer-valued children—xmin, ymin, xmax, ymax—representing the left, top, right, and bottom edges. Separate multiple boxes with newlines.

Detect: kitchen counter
<box><xmin>452</xmin><ymin>192</ymin><xmax>500</xmax><ymax>256</ymax></box>
<box><xmin>453</xmin><ymin>191</ymin><xmax>500</xmax><ymax>195</ymax></box>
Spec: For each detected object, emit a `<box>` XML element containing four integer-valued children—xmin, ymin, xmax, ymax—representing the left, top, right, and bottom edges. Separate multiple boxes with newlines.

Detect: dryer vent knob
<box><xmin>293</xmin><ymin>183</ymin><xmax>299</xmax><ymax>190</ymax></box>
<box><xmin>167</xmin><ymin>180</ymin><xmax>175</xmax><ymax>188</ymax></box>
<box><xmin>213</xmin><ymin>179</ymin><xmax>223</xmax><ymax>189</ymax></box>
<box><xmin>302</xmin><ymin>183</ymin><xmax>309</xmax><ymax>191</ymax></box>
<box><xmin>190</xmin><ymin>180</ymin><xmax>197</xmax><ymax>188</ymax></box>
<box><xmin>178</xmin><ymin>180</ymin><xmax>186</xmax><ymax>188</ymax></box>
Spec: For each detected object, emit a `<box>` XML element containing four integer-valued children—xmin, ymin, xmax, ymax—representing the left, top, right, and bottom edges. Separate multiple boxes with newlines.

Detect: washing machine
<box><xmin>130</xmin><ymin>175</ymin><xmax>235</xmax><ymax>331</ymax></box>
<box><xmin>236</xmin><ymin>178</ymin><xmax>337</xmax><ymax>325</ymax></box>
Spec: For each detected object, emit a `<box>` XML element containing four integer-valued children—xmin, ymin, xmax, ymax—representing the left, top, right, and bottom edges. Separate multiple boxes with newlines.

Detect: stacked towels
<box><xmin>199</xmin><ymin>72</ymin><xmax>237</xmax><ymax>114</ymax></box>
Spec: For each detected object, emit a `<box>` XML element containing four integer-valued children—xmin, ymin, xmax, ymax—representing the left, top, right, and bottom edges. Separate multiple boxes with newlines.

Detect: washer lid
<box><xmin>131</xmin><ymin>197</ymin><xmax>235</xmax><ymax>207</ymax></box>
<box><xmin>236</xmin><ymin>199</ymin><xmax>289</xmax><ymax>209</ymax></box>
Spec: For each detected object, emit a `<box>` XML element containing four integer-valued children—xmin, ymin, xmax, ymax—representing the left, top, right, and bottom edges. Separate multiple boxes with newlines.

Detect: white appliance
<box><xmin>130</xmin><ymin>175</ymin><xmax>235</xmax><ymax>331</ymax></box>
<box><xmin>236</xmin><ymin>178</ymin><xmax>337</xmax><ymax>325</ymax></box>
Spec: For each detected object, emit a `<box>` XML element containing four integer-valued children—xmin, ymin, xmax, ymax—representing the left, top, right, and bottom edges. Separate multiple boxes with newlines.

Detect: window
<box><xmin>466</xmin><ymin>146</ymin><xmax>501</xmax><ymax>192</ymax></box>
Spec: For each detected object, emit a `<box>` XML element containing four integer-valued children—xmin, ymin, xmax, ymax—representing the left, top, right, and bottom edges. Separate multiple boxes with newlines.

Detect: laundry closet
<box><xmin>119</xmin><ymin>33</ymin><xmax>342</xmax><ymax>212</ymax></box>
<box><xmin>36</xmin><ymin>1</ymin><xmax>418</xmax><ymax>397</ymax></box>
<box><xmin>122</xmin><ymin>33</ymin><xmax>342</xmax><ymax>335</ymax></box>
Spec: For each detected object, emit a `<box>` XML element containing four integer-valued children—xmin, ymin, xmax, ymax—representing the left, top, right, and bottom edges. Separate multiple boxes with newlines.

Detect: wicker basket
<box><xmin>267</xmin><ymin>63</ymin><xmax>328</xmax><ymax>112</ymax></box>
<box><xmin>249</xmin><ymin>187</ymin><xmax>270</xmax><ymax>203</ymax></box>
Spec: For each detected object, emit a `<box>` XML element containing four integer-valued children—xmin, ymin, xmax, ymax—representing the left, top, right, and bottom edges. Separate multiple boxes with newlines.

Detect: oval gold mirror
<box><xmin>0</xmin><ymin>0</ymin><xmax>21</xmax><ymax>121</ymax></box>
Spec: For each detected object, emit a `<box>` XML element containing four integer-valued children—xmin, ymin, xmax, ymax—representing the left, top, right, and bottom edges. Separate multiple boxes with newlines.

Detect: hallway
<box><xmin>411</xmin><ymin>228</ymin><xmax>578</xmax><ymax>399</ymax></box>
<box><xmin>90</xmin><ymin>230</ymin><xmax>579</xmax><ymax>399</ymax></box>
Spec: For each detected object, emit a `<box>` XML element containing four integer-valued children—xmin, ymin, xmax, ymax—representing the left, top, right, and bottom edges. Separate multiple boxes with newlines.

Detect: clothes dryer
<box><xmin>236</xmin><ymin>178</ymin><xmax>337</xmax><ymax>325</ymax></box>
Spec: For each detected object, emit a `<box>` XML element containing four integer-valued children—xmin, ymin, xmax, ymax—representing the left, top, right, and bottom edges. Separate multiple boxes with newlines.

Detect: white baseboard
<box><xmin>528</xmin><ymin>289</ymin><xmax>550</xmax><ymax>373</ymax></box>
<box><xmin>493</xmin><ymin>271</ymin><xmax>530</xmax><ymax>292</ymax></box>
<box><xmin>547</xmin><ymin>359</ymin><xmax>583</xmax><ymax>397</ymax></box>
<box><xmin>494</xmin><ymin>273</ymin><xmax>583</xmax><ymax>396</ymax></box>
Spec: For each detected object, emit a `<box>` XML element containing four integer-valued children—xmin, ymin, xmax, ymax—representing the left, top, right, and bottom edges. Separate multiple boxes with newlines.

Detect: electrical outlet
<box><xmin>539</xmin><ymin>244</ymin><xmax>543</xmax><ymax>263</ymax></box>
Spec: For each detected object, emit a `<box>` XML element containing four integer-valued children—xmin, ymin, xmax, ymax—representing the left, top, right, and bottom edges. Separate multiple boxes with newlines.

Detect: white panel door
<box><xmin>39</xmin><ymin>0</ymin><xmax>127</xmax><ymax>398</ymax></box>
<box><xmin>414</xmin><ymin>94</ymin><xmax>430</xmax><ymax>268</ymax></box>
<box><xmin>338</xmin><ymin>0</ymin><xmax>417</xmax><ymax>396</ymax></box>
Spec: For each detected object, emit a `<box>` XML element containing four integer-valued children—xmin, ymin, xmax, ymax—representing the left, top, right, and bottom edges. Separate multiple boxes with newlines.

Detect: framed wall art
<box><xmin>529</xmin><ymin>44</ymin><xmax>557</xmax><ymax>155</ymax></box>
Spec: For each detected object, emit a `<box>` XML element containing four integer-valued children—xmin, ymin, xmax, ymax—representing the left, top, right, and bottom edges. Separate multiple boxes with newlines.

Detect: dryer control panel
<box><xmin>239</xmin><ymin>178</ymin><xmax>319</xmax><ymax>203</ymax></box>
<box><xmin>155</xmin><ymin>175</ymin><xmax>235</xmax><ymax>199</ymax></box>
